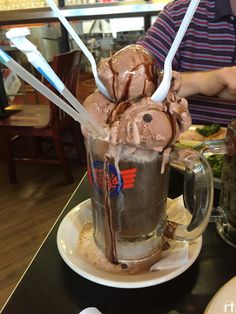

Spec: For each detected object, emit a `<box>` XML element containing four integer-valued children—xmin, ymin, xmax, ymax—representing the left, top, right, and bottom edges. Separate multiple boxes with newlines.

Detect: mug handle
<box><xmin>168</xmin><ymin>146</ymin><xmax>214</xmax><ymax>241</ymax></box>
<box><xmin>194</xmin><ymin>138</ymin><xmax>229</xmax><ymax>223</ymax></box>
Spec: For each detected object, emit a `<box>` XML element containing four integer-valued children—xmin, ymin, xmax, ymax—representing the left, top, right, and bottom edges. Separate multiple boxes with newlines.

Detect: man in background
<box><xmin>138</xmin><ymin>0</ymin><xmax>236</xmax><ymax>125</ymax></box>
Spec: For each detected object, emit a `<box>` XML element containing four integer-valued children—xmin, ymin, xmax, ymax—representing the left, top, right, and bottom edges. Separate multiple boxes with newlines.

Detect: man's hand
<box><xmin>177</xmin><ymin>66</ymin><xmax>236</xmax><ymax>99</ymax></box>
<box><xmin>215</xmin><ymin>66</ymin><xmax>236</xmax><ymax>99</ymax></box>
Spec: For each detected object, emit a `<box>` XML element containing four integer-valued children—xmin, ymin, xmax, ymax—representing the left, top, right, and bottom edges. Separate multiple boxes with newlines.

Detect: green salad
<box><xmin>196</xmin><ymin>123</ymin><xmax>221</xmax><ymax>137</ymax></box>
<box><xmin>194</xmin><ymin>124</ymin><xmax>224</xmax><ymax>178</ymax></box>
<box><xmin>207</xmin><ymin>155</ymin><xmax>224</xmax><ymax>178</ymax></box>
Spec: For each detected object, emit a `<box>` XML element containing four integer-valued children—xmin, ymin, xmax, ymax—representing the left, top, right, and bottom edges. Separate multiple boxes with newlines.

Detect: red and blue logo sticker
<box><xmin>88</xmin><ymin>161</ymin><xmax>137</xmax><ymax>197</ymax></box>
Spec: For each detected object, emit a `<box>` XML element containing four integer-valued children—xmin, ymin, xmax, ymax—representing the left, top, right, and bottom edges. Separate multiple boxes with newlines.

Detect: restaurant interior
<box><xmin>0</xmin><ymin>0</ymin><xmax>236</xmax><ymax>313</ymax></box>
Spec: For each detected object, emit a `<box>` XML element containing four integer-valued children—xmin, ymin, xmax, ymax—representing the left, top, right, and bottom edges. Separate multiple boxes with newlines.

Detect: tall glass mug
<box><xmin>216</xmin><ymin>120</ymin><xmax>236</xmax><ymax>248</ymax></box>
<box><xmin>194</xmin><ymin>119</ymin><xmax>236</xmax><ymax>248</ymax></box>
<box><xmin>85</xmin><ymin>135</ymin><xmax>213</xmax><ymax>272</ymax></box>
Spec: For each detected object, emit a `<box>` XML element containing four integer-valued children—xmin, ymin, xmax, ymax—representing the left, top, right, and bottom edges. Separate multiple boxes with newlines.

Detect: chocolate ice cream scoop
<box><xmin>98</xmin><ymin>44</ymin><xmax>159</xmax><ymax>102</ymax></box>
<box><xmin>108</xmin><ymin>92</ymin><xmax>191</xmax><ymax>151</ymax></box>
<box><xmin>83</xmin><ymin>90</ymin><xmax>115</xmax><ymax>127</ymax></box>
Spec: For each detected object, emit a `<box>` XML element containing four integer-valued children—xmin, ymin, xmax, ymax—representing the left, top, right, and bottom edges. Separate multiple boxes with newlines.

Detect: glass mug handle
<box><xmin>168</xmin><ymin>146</ymin><xmax>214</xmax><ymax>241</ymax></box>
<box><xmin>193</xmin><ymin>133</ymin><xmax>235</xmax><ymax>222</ymax></box>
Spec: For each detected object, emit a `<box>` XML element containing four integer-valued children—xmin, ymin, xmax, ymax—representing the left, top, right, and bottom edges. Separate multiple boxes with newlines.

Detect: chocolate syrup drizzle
<box><xmin>163</xmin><ymin>111</ymin><xmax>177</xmax><ymax>151</ymax></box>
<box><xmin>107</xmin><ymin>101</ymin><xmax>131</xmax><ymax>126</ymax></box>
<box><xmin>103</xmin><ymin>155</ymin><xmax>118</xmax><ymax>264</ymax></box>
<box><xmin>163</xmin><ymin>97</ymin><xmax>185</xmax><ymax>151</ymax></box>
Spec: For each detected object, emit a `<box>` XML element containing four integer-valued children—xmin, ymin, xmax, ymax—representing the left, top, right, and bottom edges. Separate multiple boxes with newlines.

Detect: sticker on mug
<box><xmin>88</xmin><ymin>161</ymin><xmax>137</xmax><ymax>197</ymax></box>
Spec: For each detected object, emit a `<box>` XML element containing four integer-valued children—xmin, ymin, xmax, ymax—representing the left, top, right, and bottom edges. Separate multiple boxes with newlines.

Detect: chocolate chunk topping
<box><xmin>143</xmin><ymin>113</ymin><xmax>152</xmax><ymax>122</ymax></box>
<box><xmin>120</xmin><ymin>263</ymin><xmax>128</xmax><ymax>269</ymax></box>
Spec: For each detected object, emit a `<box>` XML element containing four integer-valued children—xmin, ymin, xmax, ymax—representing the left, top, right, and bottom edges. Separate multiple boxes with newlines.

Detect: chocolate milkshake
<box><xmin>82</xmin><ymin>44</ymin><xmax>192</xmax><ymax>269</ymax></box>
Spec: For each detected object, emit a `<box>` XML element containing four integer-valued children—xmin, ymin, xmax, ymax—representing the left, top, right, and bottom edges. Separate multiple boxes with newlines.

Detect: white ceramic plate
<box><xmin>204</xmin><ymin>276</ymin><xmax>236</xmax><ymax>314</ymax></box>
<box><xmin>57</xmin><ymin>199</ymin><xmax>202</xmax><ymax>289</ymax></box>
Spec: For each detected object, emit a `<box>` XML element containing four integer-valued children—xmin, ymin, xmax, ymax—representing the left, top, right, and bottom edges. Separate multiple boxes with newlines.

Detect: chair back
<box><xmin>49</xmin><ymin>49</ymin><xmax>82</xmax><ymax>125</ymax></box>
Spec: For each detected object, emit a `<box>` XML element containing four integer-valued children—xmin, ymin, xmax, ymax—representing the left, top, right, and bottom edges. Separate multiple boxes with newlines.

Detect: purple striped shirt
<box><xmin>138</xmin><ymin>0</ymin><xmax>236</xmax><ymax>126</ymax></box>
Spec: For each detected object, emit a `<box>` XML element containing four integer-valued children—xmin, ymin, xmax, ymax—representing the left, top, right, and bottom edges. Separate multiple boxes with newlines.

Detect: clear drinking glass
<box><xmin>194</xmin><ymin>119</ymin><xmax>236</xmax><ymax>248</ymax></box>
<box><xmin>216</xmin><ymin>120</ymin><xmax>236</xmax><ymax>248</ymax></box>
<box><xmin>85</xmin><ymin>134</ymin><xmax>213</xmax><ymax>271</ymax></box>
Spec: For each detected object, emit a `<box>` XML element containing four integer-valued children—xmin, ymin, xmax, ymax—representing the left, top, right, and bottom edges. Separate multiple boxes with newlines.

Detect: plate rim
<box><xmin>57</xmin><ymin>199</ymin><xmax>202</xmax><ymax>289</ymax></box>
<box><xmin>204</xmin><ymin>276</ymin><xmax>236</xmax><ymax>314</ymax></box>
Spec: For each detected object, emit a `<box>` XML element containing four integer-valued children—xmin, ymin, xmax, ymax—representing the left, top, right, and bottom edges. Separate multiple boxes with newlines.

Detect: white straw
<box><xmin>5</xmin><ymin>29</ymin><xmax>106</xmax><ymax>139</ymax></box>
<box><xmin>46</xmin><ymin>0</ymin><xmax>110</xmax><ymax>99</ymax></box>
<box><xmin>0</xmin><ymin>51</ymin><xmax>103</xmax><ymax>137</ymax></box>
<box><xmin>151</xmin><ymin>0</ymin><xmax>201</xmax><ymax>102</ymax></box>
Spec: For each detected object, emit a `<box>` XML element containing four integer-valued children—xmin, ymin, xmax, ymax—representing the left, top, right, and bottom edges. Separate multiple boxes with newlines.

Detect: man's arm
<box><xmin>177</xmin><ymin>67</ymin><xmax>236</xmax><ymax>100</ymax></box>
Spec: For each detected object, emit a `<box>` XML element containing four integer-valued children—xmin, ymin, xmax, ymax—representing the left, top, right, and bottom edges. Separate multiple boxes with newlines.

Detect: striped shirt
<box><xmin>138</xmin><ymin>0</ymin><xmax>236</xmax><ymax>126</ymax></box>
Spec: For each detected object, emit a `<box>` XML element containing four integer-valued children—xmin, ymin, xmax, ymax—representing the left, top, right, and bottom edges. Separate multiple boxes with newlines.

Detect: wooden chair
<box><xmin>0</xmin><ymin>49</ymin><xmax>84</xmax><ymax>184</ymax></box>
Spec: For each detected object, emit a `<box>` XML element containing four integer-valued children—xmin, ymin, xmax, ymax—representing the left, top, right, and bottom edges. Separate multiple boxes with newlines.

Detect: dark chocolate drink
<box><xmin>86</xmin><ymin>137</ymin><xmax>169</xmax><ymax>264</ymax></box>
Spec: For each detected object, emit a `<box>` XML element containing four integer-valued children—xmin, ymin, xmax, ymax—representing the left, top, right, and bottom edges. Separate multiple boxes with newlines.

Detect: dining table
<box><xmin>1</xmin><ymin>169</ymin><xmax>236</xmax><ymax>314</ymax></box>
